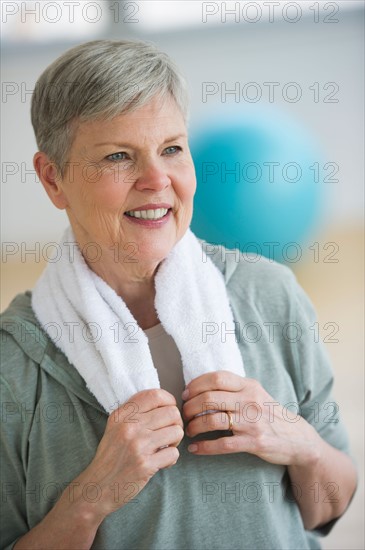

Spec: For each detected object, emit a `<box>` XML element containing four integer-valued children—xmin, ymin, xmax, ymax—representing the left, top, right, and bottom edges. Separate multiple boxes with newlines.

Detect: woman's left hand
<box><xmin>182</xmin><ymin>371</ymin><xmax>321</xmax><ymax>466</ymax></box>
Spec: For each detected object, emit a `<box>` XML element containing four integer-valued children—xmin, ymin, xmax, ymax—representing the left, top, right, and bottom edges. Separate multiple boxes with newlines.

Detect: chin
<box><xmin>134</xmin><ymin>235</ymin><xmax>178</xmax><ymax>265</ymax></box>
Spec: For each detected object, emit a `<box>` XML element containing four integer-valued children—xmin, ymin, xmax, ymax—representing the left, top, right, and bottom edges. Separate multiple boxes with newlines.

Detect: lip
<box><xmin>125</xmin><ymin>203</ymin><xmax>172</xmax><ymax>212</ymax></box>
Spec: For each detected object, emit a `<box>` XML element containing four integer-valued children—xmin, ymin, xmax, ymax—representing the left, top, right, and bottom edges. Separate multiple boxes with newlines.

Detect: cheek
<box><xmin>176</xmin><ymin>165</ymin><xmax>197</xmax><ymax>203</ymax></box>
<box><xmin>79</xmin><ymin>172</ymin><xmax>129</xmax><ymax>212</ymax></box>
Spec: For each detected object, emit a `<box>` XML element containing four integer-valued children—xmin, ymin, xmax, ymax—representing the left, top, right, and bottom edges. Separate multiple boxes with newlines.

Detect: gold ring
<box><xmin>225</xmin><ymin>411</ymin><xmax>234</xmax><ymax>432</ymax></box>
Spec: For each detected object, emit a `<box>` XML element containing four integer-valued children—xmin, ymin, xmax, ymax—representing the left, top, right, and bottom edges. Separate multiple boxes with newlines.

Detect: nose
<box><xmin>134</xmin><ymin>158</ymin><xmax>171</xmax><ymax>192</ymax></box>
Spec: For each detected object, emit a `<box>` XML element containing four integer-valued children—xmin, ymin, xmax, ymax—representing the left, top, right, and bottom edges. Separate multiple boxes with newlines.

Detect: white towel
<box><xmin>32</xmin><ymin>226</ymin><xmax>245</xmax><ymax>413</ymax></box>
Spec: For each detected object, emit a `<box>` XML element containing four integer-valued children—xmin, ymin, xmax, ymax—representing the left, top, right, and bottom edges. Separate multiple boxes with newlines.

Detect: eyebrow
<box><xmin>94</xmin><ymin>134</ymin><xmax>187</xmax><ymax>149</ymax></box>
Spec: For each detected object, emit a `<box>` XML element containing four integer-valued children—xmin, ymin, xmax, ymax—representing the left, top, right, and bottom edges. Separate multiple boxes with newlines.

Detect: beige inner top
<box><xmin>143</xmin><ymin>322</ymin><xmax>185</xmax><ymax>411</ymax></box>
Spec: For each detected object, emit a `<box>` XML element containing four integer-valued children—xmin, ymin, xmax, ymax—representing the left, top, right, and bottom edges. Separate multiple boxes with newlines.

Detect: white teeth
<box><xmin>126</xmin><ymin>208</ymin><xmax>169</xmax><ymax>220</ymax></box>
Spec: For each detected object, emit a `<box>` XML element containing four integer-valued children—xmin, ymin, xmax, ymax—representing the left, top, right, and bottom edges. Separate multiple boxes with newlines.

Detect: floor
<box><xmin>1</xmin><ymin>224</ymin><xmax>364</xmax><ymax>549</ymax></box>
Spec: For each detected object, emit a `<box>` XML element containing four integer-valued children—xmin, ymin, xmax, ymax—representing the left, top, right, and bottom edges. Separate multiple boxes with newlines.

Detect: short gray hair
<box><xmin>31</xmin><ymin>39</ymin><xmax>189</xmax><ymax>175</ymax></box>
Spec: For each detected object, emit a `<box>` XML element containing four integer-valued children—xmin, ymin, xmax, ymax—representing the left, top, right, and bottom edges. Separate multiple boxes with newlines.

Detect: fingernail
<box><xmin>188</xmin><ymin>444</ymin><xmax>198</xmax><ymax>453</ymax></box>
<box><xmin>182</xmin><ymin>388</ymin><xmax>189</xmax><ymax>400</ymax></box>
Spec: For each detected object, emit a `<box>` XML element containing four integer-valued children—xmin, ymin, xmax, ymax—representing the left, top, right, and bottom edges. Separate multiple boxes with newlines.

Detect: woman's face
<box><xmin>54</xmin><ymin>95</ymin><xmax>196</xmax><ymax>268</ymax></box>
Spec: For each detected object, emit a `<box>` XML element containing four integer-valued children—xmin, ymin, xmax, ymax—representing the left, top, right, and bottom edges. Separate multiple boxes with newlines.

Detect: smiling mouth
<box><xmin>124</xmin><ymin>207</ymin><xmax>172</xmax><ymax>221</ymax></box>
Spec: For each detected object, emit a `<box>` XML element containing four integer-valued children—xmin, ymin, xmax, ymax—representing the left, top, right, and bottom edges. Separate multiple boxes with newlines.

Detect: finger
<box><xmin>131</xmin><ymin>388</ymin><xmax>178</xmax><ymax>412</ymax></box>
<box><xmin>182</xmin><ymin>371</ymin><xmax>245</xmax><ymax>401</ymax></box>
<box><xmin>151</xmin><ymin>446</ymin><xmax>180</xmax><ymax>470</ymax></box>
<box><xmin>187</xmin><ymin>435</ymin><xmax>256</xmax><ymax>456</ymax></box>
<box><xmin>182</xmin><ymin>390</ymin><xmax>241</xmax><ymax>421</ymax></box>
<box><xmin>185</xmin><ymin>410</ymin><xmax>236</xmax><ymax>437</ymax></box>
<box><xmin>144</xmin><ymin>405</ymin><xmax>183</xmax><ymax>431</ymax></box>
<box><xmin>148</xmin><ymin>424</ymin><xmax>184</xmax><ymax>453</ymax></box>
<box><xmin>111</xmin><ymin>388</ymin><xmax>177</xmax><ymax>422</ymax></box>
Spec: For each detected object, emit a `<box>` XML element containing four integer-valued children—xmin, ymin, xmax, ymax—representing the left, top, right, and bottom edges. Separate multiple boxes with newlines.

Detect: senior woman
<box><xmin>0</xmin><ymin>40</ymin><xmax>357</xmax><ymax>550</ymax></box>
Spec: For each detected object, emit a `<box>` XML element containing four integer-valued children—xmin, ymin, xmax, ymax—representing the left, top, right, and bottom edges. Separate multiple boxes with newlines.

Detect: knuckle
<box><xmin>204</xmin><ymin>391</ymin><xmax>218</xmax><ymax>407</ymax></box>
<box><xmin>145</xmin><ymin>388</ymin><xmax>163</xmax><ymax>402</ymax></box>
<box><xmin>174</xmin><ymin>425</ymin><xmax>184</xmax><ymax>440</ymax></box>
<box><xmin>212</xmin><ymin>370</ymin><xmax>226</xmax><ymax>388</ymax></box>
<box><xmin>128</xmin><ymin>390</ymin><xmax>147</xmax><ymax>404</ymax></box>
<box><xmin>164</xmin><ymin>446</ymin><xmax>180</xmax><ymax>467</ymax></box>
<box><xmin>169</xmin><ymin>406</ymin><xmax>182</xmax><ymax>423</ymax></box>
<box><xmin>134</xmin><ymin>453</ymin><xmax>149</xmax><ymax>471</ymax></box>
<box><xmin>172</xmin><ymin>448</ymin><xmax>180</xmax><ymax>463</ymax></box>
<box><xmin>221</xmin><ymin>437</ymin><xmax>236</xmax><ymax>452</ymax></box>
<box><xmin>121</xmin><ymin>422</ymin><xmax>138</xmax><ymax>440</ymax></box>
<box><xmin>129</xmin><ymin>437</ymin><xmax>143</xmax><ymax>456</ymax></box>
<box><xmin>143</xmin><ymin>388</ymin><xmax>175</xmax><ymax>408</ymax></box>
<box><xmin>170</xmin><ymin>446</ymin><xmax>180</xmax><ymax>460</ymax></box>
<box><xmin>160</xmin><ymin>388</ymin><xmax>177</xmax><ymax>404</ymax></box>
<box><xmin>254</xmin><ymin>433</ymin><xmax>267</xmax><ymax>453</ymax></box>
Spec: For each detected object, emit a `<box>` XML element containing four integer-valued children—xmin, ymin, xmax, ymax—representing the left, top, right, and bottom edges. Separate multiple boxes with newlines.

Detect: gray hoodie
<box><xmin>0</xmin><ymin>248</ymin><xmax>352</xmax><ymax>549</ymax></box>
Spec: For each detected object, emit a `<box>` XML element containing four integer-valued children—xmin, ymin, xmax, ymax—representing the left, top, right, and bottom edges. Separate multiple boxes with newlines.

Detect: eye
<box><xmin>106</xmin><ymin>152</ymin><xmax>129</xmax><ymax>161</ymax></box>
<box><xmin>163</xmin><ymin>146</ymin><xmax>182</xmax><ymax>155</ymax></box>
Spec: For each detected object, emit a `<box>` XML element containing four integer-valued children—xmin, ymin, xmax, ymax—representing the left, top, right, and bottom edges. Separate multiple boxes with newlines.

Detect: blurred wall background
<box><xmin>1</xmin><ymin>2</ymin><xmax>364</xmax><ymax>548</ymax></box>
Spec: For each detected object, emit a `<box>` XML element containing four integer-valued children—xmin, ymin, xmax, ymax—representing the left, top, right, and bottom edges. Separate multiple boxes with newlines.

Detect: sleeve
<box><xmin>289</xmin><ymin>277</ymin><xmax>356</xmax><ymax>536</ymax></box>
<box><xmin>0</xmin><ymin>335</ymin><xmax>33</xmax><ymax>549</ymax></box>
<box><xmin>291</xmin><ymin>280</ymin><xmax>350</xmax><ymax>452</ymax></box>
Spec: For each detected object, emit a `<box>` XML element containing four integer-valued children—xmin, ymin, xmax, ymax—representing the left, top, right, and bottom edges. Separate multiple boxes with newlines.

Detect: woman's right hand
<box><xmin>72</xmin><ymin>388</ymin><xmax>184</xmax><ymax>519</ymax></box>
<box><xmin>14</xmin><ymin>389</ymin><xmax>183</xmax><ymax>550</ymax></box>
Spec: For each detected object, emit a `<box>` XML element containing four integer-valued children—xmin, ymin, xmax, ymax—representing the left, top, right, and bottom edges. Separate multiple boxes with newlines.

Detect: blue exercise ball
<box><xmin>189</xmin><ymin>106</ymin><xmax>324</xmax><ymax>263</ymax></box>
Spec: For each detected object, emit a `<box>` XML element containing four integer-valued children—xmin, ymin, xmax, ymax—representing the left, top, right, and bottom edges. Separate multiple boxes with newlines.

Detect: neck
<box><xmin>72</xmin><ymin>235</ymin><xmax>162</xmax><ymax>330</ymax></box>
<box><xmin>98</xmin><ymin>258</ymin><xmax>161</xmax><ymax>329</ymax></box>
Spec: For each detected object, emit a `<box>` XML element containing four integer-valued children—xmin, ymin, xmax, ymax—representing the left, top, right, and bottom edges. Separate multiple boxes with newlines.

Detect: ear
<box><xmin>33</xmin><ymin>152</ymin><xmax>69</xmax><ymax>210</ymax></box>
